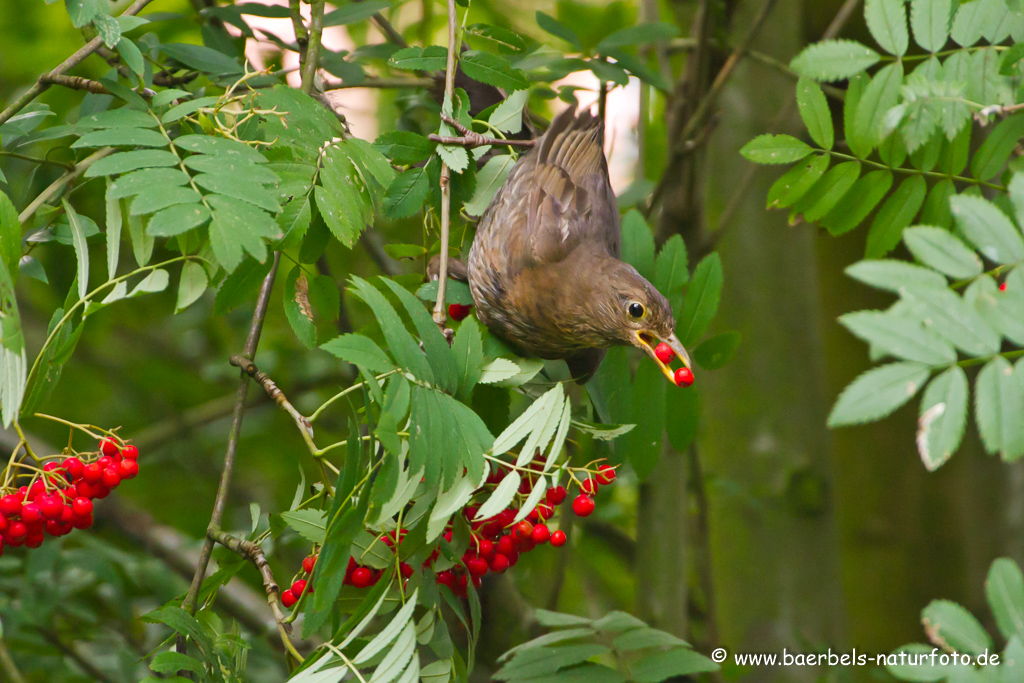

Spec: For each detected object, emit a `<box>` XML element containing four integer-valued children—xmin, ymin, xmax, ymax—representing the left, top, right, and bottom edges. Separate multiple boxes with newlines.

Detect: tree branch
<box><xmin>180</xmin><ymin>252</ymin><xmax>282</xmax><ymax>650</ymax></box>
<box><xmin>39</xmin><ymin>74</ymin><xmax>110</xmax><ymax>94</ymax></box>
<box><xmin>431</xmin><ymin>0</ymin><xmax>459</xmax><ymax>338</ymax></box>
<box><xmin>18</xmin><ymin>149</ymin><xmax>113</xmax><ymax>225</ymax></box>
<box><xmin>0</xmin><ymin>0</ymin><xmax>156</xmax><ymax>127</ymax></box>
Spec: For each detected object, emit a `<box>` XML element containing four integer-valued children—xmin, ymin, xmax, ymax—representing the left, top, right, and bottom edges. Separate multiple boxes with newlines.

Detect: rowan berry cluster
<box><xmin>0</xmin><ymin>438</ymin><xmax>139</xmax><ymax>554</ymax></box>
<box><xmin>278</xmin><ymin>460</ymin><xmax>618</xmax><ymax>610</ymax></box>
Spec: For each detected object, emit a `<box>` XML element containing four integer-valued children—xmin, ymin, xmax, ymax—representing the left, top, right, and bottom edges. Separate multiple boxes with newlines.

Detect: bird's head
<box><xmin>593</xmin><ymin>261</ymin><xmax>692</xmax><ymax>384</ymax></box>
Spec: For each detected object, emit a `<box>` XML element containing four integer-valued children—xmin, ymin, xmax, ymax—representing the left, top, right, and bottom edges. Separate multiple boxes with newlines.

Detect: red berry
<box><xmin>102</xmin><ymin>467</ymin><xmax>121</xmax><ymax>489</ymax></box>
<box><xmin>45</xmin><ymin>520</ymin><xmax>66</xmax><ymax>536</ymax></box>
<box><xmin>580</xmin><ymin>478</ymin><xmax>599</xmax><ymax>496</ymax></box>
<box><xmin>436</xmin><ymin>571</ymin><xmax>455</xmax><ymax>589</ymax></box>
<box><xmin>0</xmin><ymin>495</ymin><xmax>21</xmax><ymax>517</ymax></box>
<box><xmin>466</xmin><ymin>557</ymin><xmax>489</xmax><ymax>577</ymax></box>
<box><xmin>118</xmin><ymin>459</ymin><xmax>139</xmax><ymax>480</ymax></box>
<box><xmin>674</xmin><ymin>367</ymin><xmax>694</xmax><ymax>387</ymax></box>
<box><xmin>28</xmin><ymin>481</ymin><xmax>45</xmax><ymax>500</ymax></box>
<box><xmin>400</xmin><ymin>562</ymin><xmax>414</xmax><ymax>579</ymax></box>
<box><xmin>25</xmin><ymin>533</ymin><xmax>43</xmax><ymax>548</ymax></box>
<box><xmin>122</xmin><ymin>444</ymin><xmax>139</xmax><ymax>460</ymax></box>
<box><xmin>70</xmin><ymin>513</ymin><xmax>93</xmax><ymax>529</ymax></box>
<box><xmin>1000</xmin><ymin>282</ymin><xmax>1008</xmax><ymax>292</ymax></box>
<box><xmin>597</xmin><ymin>465</ymin><xmax>616</xmax><ymax>485</ymax></box>
<box><xmin>478</xmin><ymin>539</ymin><xmax>494</xmax><ymax>560</ymax></box>
<box><xmin>654</xmin><ymin>342</ymin><xmax>674</xmax><ymax>364</ymax></box>
<box><xmin>515</xmin><ymin>520</ymin><xmax>534</xmax><ymax>539</ymax></box>
<box><xmin>496</xmin><ymin>535</ymin><xmax>517</xmax><ymax>557</ymax></box>
<box><xmin>291</xmin><ymin>579</ymin><xmax>308</xmax><ymax>596</ymax></box>
<box><xmin>448</xmin><ymin>303</ymin><xmax>472</xmax><ymax>322</ymax></box>
<box><xmin>303</xmin><ymin>555</ymin><xmax>317</xmax><ymax>574</ymax></box>
<box><xmin>488</xmin><ymin>553</ymin><xmax>510</xmax><ymax>573</ymax></box>
<box><xmin>281</xmin><ymin>590</ymin><xmax>297</xmax><ymax>608</ymax></box>
<box><xmin>536</xmin><ymin>503</ymin><xmax>553</xmax><ymax>520</ymax></box>
<box><xmin>97</xmin><ymin>456</ymin><xmax>113</xmax><ymax>469</ymax></box>
<box><xmin>550</xmin><ymin>530</ymin><xmax>567</xmax><ymax>547</ymax></box>
<box><xmin>21</xmin><ymin>503</ymin><xmax>42</xmax><ymax>524</ymax></box>
<box><xmin>572</xmin><ymin>494</ymin><xmax>595</xmax><ymax>517</ymax></box>
<box><xmin>532</xmin><ymin>524</ymin><xmax>550</xmax><ymax>544</ymax></box>
<box><xmin>351</xmin><ymin>567</ymin><xmax>373</xmax><ymax>588</ymax></box>
<box><xmin>7</xmin><ymin>521</ymin><xmax>27</xmax><ymax>541</ymax></box>
<box><xmin>39</xmin><ymin>496</ymin><xmax>63</xmax><ymax>520</ymax></box>
<box><xmin>546</xmin><ymin>486</ymin><xmax>567</xmax><ymax>505</ymax></box>
<box><xmin>83</xmin><ymin>463</ymin><xmax>103</xmax><ymax>484</ymax></box>
<box><xmin>0</xmin><ymin>515</ymin><xmax>7</xmax><ymax>533</ymax></box>
<box><xmin>93</xmin><ymin>485</ymin><xmax>111</xmax><ymax>499</ymax></box>
<box><xmin>62</xmin><ymin>457</ymin><xmax>85</xmax><ymax>480</ymax></box>
<box><xmin>100</xmin><ymin>438</ymin><xmax>120</xmax><ymax>458</ymax></box>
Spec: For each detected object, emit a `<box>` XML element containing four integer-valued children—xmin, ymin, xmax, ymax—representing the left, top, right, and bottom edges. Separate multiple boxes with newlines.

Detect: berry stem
<box><xmin>32</xmin><ymin>413</ymin><xmax>105</xmax><ymax>441</ymax></box>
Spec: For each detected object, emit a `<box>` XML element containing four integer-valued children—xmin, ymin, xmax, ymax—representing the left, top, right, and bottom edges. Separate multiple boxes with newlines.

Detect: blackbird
<box><xmin>442</xmin><ymin>104</ymin><xmax>691</xmax><ymax>384</ymax></box>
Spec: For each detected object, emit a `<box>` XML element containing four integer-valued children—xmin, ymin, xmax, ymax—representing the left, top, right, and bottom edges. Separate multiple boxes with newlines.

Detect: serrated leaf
<box><xmin>85</xmin><ymin>149</ymin><xmax>179</xmax><ymax>178</ymax></box>
<box><xmin>951</xmin><ymin>195</ymin><xmax>1024</xmax><ymax>265</ymax></box>
<box><xmin>865</xmin><ymin>175</ymin><xmax>927</xmax><ymax>258</ymax></box>
<box><xmin>322</xmin><ymin>334</ymin><xmax>396</xmax><ymax>373</ymax></box>
<box><xmin>677</xmin><ymin>253</ymin><xmax>722</xmax><ymax>347</ymax></box>
<box><xmin>460</xmin><ymin>51</ymin><xmax>529</xmax><ymax>91</ymax></box>
<box><xmin>739</xmin><ymin>134</ymin><xmax>813</xmax><ymax>164</ymax></box>
<box><xmin>790</xmin><ymin>39</ymin><xmax>881</xmax><ymax>82</ymax></box>
<box><xmin>821</xmin><ymin>169</ymin><xmax>894</xmax><ymax>236</ymax></box>
<box><xmin>796</xmin><ymin>161</ymin><xmax>861</xmax><ymax>223</ymax></box>
<box><xmin>474</xmin><ymin>472</ymin><xmax>520</xmax><ymax>522</ymax></box>
<box><xmin>389</xmin><ymin>45</ymin><xmax>447</xmax><ymax>70</ymax></box>
<box><xmin>846</xmin><ymin>259</ymin><xmax>948</xmax><ymax>293</ymax></box>
<box><xmin>654</xmin><ymin>234</ymin><xmax>689</xmax><ymax>304</ymax></box>
<box><xmin>62</xmin><ymin>200</ymin><xmax>89</xmax><ymax>300</ymax></box>
<box><xmin>374</xmin><ymin>131</ymin><xmax>436</xmax><ymax>166</ymax></box>
<box><xmin>630</xmin><ymin>648</ymin><xmax>717</xmax><ymax>682</ymax></box>
<box><xmin>767</xmin><ymin>155</ymin><xmax>830</xmax><ymax>210</ymax></box>
<box><xmin>917</xmin><ymin>365</ymin><xmax>968</xmax><ymax>471</ymax></box>
<box><xmin>903</xmin><ymin>226</ymin><xmax>983</xmax><ymax>279</ymax></box>
<box><xmin>488</xmin><ymin>90</ymin><xmax>530</xmax><ymax>135</ymax></box>
<box><xmin>350</xmin><ymin>277</ymin><xmax>433</xmax><ymax>381</ymax></box>
<box><xmin>596</xmin><ymin>22</ymin><xmax>678</xmax><ymax>51</ymax></box>
<box><xmin>911</xmin><ymin>0</ymin><xmax>953</xmax><ymax>51</ymax></box>
<box><xmin>130</xmin><ymin>186</ymin><xmax>203</xmax><ymax>216</ymax></box>
<box><xmin>975</xmin><ymin>356</ymin><xmax>1024</xmax><ymax>459</ymax></box>
<box><xmin>904</xmin><ymin>286</ymin><xmax>1001</xmax><ymax>356</ymax></box>
<box><xmin>921</xmin><ymin>600</ymin><xmax>991</xmax><ymax>655</ymax></box>
<box><xmin>195</xmin><ymin>174</ymin><xmax>280</xmax><ymax>213</ymax></box>
<box><xmin>852</xmin><ymin>62</ymin><xmax>904</xmax><ymax>155</ymax></box>
<box><xmin>692</xmin><ymin>331</ymin><xmax>741</xmax><ymax>370</ymax></box>
<box><xmin>536</xmin><ymin>11</ymin><xmax>582</xmax><ymax>50</ymax></box>
<box><xmin>465</xmin><ymin>155</ymin><xmax>514</xmax><ymax>217</ymax></box>
<box><xmin>972</xmin><ymin>114</ymin><xmax>1024</xmax><ymax>181</ymax></box>
<box><xmin>865</xmin><ymin>0</ymin><xmax>909</xmax><ymax>56</ymax></box>
<box><xmin>159</xmin><ymin>42</ymin><xmax>242</xmax><ymax>75</ymax></box>
<box><xmin>384</xmin><ymin>167</ymin><xmax>431</xmax><ymax>219</ymax></box>
<box><xmin>796</xmin><ymin>78</ymin><xmax>833</xmax><ymax>149</ymax></box>
<box><xmin>828</xmin><ymin>361</ymin><xmax>930</xmax><ymax>427</ymax></box>
<box><xmin>986</xmin><ymin>558</ymin><xmax>1024</xmax><ymax>642</ymax></box>
<box><xmin>147</xmin><ymin>203</ymin><xmax>211</xmax><ymax>238</ymax></box>
<box><xmin>176</xmin><ymin>262</ymin><xmax>208</xmax><ymax>312</ymax></box>
<box><xmin>840</xmin><ymin>310</ymin><xmax>955</xmax><ymax>365</ymax></box>
<box><xmin>280</xmin><ymin>509</ymin><xmax>328</xmax><ymax>544</ymax></box>
<box><xmin>72</xmin><ymin>127</ymin><xmax>168</xmax><ymax>149</ymax></box>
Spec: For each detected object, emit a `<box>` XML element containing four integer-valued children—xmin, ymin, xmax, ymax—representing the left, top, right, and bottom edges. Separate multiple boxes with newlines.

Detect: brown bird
<box><xmin>441</xmin><ymin>104</ymin><xmax>691</xmax><ymax>384</ymax></box>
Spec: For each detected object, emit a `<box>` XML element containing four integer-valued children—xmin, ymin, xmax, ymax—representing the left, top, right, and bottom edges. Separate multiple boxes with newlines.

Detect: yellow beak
<box><xmin>635</xmin><ymin>331</ymin><xmax>692</xmax><ymax>384</ymax></box>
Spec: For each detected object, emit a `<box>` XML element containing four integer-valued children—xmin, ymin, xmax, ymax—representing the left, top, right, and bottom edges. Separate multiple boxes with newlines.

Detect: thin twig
<box><xmin>18</xmin><ymin>148</ymin><xmax>113</xmax><ymax>224</ymax></box>
<box><xmin>431</xmin><ymin>0</ymin><xmax>459</xmax><ymax>337</ymax></box>
<box><xmin>301</xmin><ymin>0</ymin><xmax>326</xmax><ymax>95</ymax></box>
<box><xmin>0</xmin><ymin>151</ymin><xmax>75</xmax><ymax>171</ymax></box>
<box><xmin>326</xmin><ymin>77</ymin><xmax>433</xmax><ymax>90</ymax></box>
<box><xmin>0</xmin><ymin>0</ymin><xmax>156</xmax><ymax>127</ymax></box>
<box><xmin>208</xmin><ymin>526</ymin><xmax>304</xmax><ymax>663</ymax></box>
<box><xmin>39</xmin><ymin>74</ymin><xmax>109</xmax><ymax>94</ymax></box>
<box><xmin>428</xmin><ymin>133</ymin><xmax>534</xmax><ymax>149</ymax></box>
<box><xmin>180</xmin><ymin>252</ymin><xmax>282</xmax><ymax>651</ymax></box>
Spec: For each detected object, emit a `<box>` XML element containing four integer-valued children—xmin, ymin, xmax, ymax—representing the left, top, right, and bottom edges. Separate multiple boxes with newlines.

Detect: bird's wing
<box><xmin>496</xmin><ymin>105</ymin><xmax>620</xmax><ymax>276</ymax></box>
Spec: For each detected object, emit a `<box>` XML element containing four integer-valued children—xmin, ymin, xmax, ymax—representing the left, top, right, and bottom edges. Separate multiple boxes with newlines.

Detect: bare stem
<box><xmin>208</xmin><ymin>526</ymin><xmax>304</xmax><ymax>663</ymax></box>
<box><xmin>0</xmin><ymin>151</ymin><xmax>74</xmax><ymax>170</ymax></box>
<box><xmin>179</xmin><ymin>252</ymin><xmax>281</xmax><ymax>649</ymax></box>
<box><xmin>432</xmin><ymin>0</ymin><xmax>459</xmax><ymax>336</ymax></box>
<box><xmin>301</xmin><ymin>0</ymin><xmax>326</xmax><ymax>95</ymax></box>
<box><xmin>0</xmin><ymin>0</ymin><xmax>156</xmax><ymax>127</ymax></box>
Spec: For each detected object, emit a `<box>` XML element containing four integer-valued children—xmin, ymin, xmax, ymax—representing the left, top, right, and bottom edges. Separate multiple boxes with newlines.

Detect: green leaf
<box><xmin>466</xmin><ymin>24</ymin><xmax>527</xmax><ymax>54</ymax></box>
<box><xmin>828</xmin><ymin>361</ymin><xmax>930</xmax><ymax>427</ymax></box>
<box><xmin>150</xmin><ymin>651</ymin><xmax>205</xmax><ymax>676</ymax></box>
<box><xmin>65</xmin><ymin>0</ymin><xmax>101</xmax><ymax>28</ymax></box>
<box><xmin>194</xmin><ymin>174</ymin><xmax>280</xmax><ymax>213</ymax></box>
<box><xmin>321</xmin><ymin>334</ymin><xmax>395</xmax><ymax>373</ymax></box>
<box><xmin>677</xmin><ymin>253</ymin><xmax>723</xmax><ymax>347</ymax></box>
<box><xmin>62</xmin><ymin>200</ymin><xmax>89</xmax><ymax>301</ymax></box>
<box><xmin>379</xmin><ymin>278</ymin><xmax>459</xmax><ymax>395</ymax></box>
<box><xmin>323</xmin><ymin>0</ymin><xmax>390</xmax><ymax>26</ymax></box>
<box><xmin>416</xmin><ymin>279</ymin><xmax>474</xmax><ymax>306</ymax></box>
<box><xmin>208</xmin><ymin>196</ymin><xmax>278</xmax><ymax>270</ymax></box>
<box><xmin>796</xmin><ymin>78</ymin><xmax>833</xmax><ymax>150</ymax></box>
<box><xmin>654</xmin><ymin>234</ymin><xmax>689</xmax><ymax>308</ymax></box>
<box><xmin>495</xmin><ymin>644</ymin><xmax>611</xmax><ymax>681</ymax></box>
<box><xmin>389</xmin><ymin>45</ymin><xmax>448</xmax><ymax>70</ymax></box>
<box><xmin>536</xmin><ymin>11</ymin><xmax>582</xmax><ymax>51</ymax></box>
<box><xmin>917</xmin><ymin>366</ymin><xmax>968</xmax><ymax>471</ymax></box>
<box><xmin>107</xmin><ymin>168</ymin><xmax>189</xmax><ymax>199</ymax></box>
<box><xmin>130</xmin><ymin>187</ymin><xmax>203</xmax><ymax>216</ymax></box>
<box><xmin>630</xmin><ymin>648</ymin><xmax>718</xmax><ymax>682</ymax></box>
<box><xmin>692</xmin><ymin>331</ymin><xmax>740</xmax><ymax>370</ymax></box>
<box><xmin>845</xmin><ymin>259</ymin><xmax>947</xmax><ymax>293</ymax></box>
<box><xmin>451</xmin><ymin>317</ymin><xmax>483</xmax><ymax>402</ymax></box>
<box><xmin>851</xmin><ymin>62</ymin><xmax>903</xmax><ymax>155</ymax></box>
<box><xmin>460</xmin><ymin>51</ymin><xmax>530</xmax><ymax>91</ymax></box>
<box><xmin>213</xmin><ymin>258</ymin><xmax>272</xmax><ymax>315</ymax></box>
<box><xmin>975</xmin><ymin>356</ymin><xmax>1024</xmax><ymax>459</ymax></box>
<box><xmin>864</xmin><ymin>0</ymin><xmax>909</xmax><ymax>56</ymax></box>
<box><xmin>821</xmin><ymin>169</ymin><xmax>893</xmax><ymax>236</ymax></box>
<box><xmin>839</xmin><ymin>310</ymin><xmax>955</xmax><ymax>365</ymax></box>
<box><xmin>488</xmin><ymin>90</ymin><xmax>530</xmax><ymax>135</ymax></box>
<box><xmin>910</xmin><ymin>0</ymin><xmax>953</xmax><ymax>52</ymax></box>
<box><xmin>316</xmin><ymin>146</ymin><xmax>370</xmax><ymax>247</ymax></box>
<box><xmin>72</xmin><ymin>127</ymin><xmax>168</xmax><ymax>148</ymax></box>
<box><xmin>85</xmin><ymin>150</ymin><xmax>180</xmax><ymax>178</ymax></box>
<box><xmin>739</xmin><ymin>134</ymin><xmax>813</xmax><ymax>164</ymax></box>
<box><xmin>175</xmin><ymin>262</ymin><xmax>208</xmax><ymax>312</ymax></box>
<box><xmin>972</xmin><ymin>114</ymin><xmax>1024</xmax><ymax>181</ymax></box>
<box><xmin>374</xmin><ymin>131</ymin><xmax>436</xmax><ymax>166</ymax></box>
<box><xmin>903</xmin><ymin>286</ymin><xmax>1001</xmax><ymax>356</ymax></box>
<box><xmin>986</xmin><ymin>558</ymin><xmax>1024</xmax><ymax>642</ymax></box>
<box><xmin>1</xmin><ymin>192</ymin><xmax>21</xmax><ymax>278</ymax></box>
<box><xmin>350</xmin><ymin>276</ymin><xmax>433</xmax><ymax>382</ymax></box>
<box><xmin>903</xmin><ymin>226</ymin><xmax>983</xmax><ymax>279</ymax></box>
<box><xmin>920</xmin><ymin>178</ymin><xmax>955</xmax><ymax>229</ymax></box>
<box><xmin>865</xmin><ymin>175</ymin><xmax>927</xmax><ymax>258</ymax></box>
<box><xmin>147</xmin><ymin>203</ymin><xmax>211</xmax><ymax>238</ymax></box>
<box><xmin>767</xmin><ymin>155</ymin><xmax>830</xmax><ymax>210</ymax></box>
<box><xmin>174</xmin><ymin>135</ymin><xmax>267</xmax><ymax>162</ymax></box>
<box><xmin>284</xmin><ymin>270</ymin><xmax>317</xmax><ymax>348</ymax></box>
<box><xmin>159</xmin><ymin>42</ymin><xmax>242</xmax><ymax>75</ymax></box>
<box><xmin>596</xmin><ymin>22</ymin><xmax>678</xmax><ymax>51</ymax></box>
<box><xmin>117</xmin><ymin>37</ymin><xmax>145</xmax><ymax>75</ymax></box>
<box><xmin>620</xmin><ymin>210</ymin><xmax>656</xmax><ymax>282</ymax></box>
<box><xmin>384</xmin><ymin>167</ymin><xmax>431</xmax><ymax>219</ymax></box>
<box><xmin>921</xmin><ymin>600</ymin><xmax>991</xmax><ymax>655</ymax></box>
<box><xmin>795</xmin><ymin>161</ymin><xmax>860</xmax><ymax>223</ymax></box>
<box><xmin>951</xmin><ymin>195</ymin><xmax>1024</xmax><ymax>265</ymax></box>
<box><xmin>789</xmin><ymin>39</ymin><xmax>881</xmax><ymax>82</ymax></box>
<box><xmin>280</xmin><ymin>509</ymin><xmax>328</xmax><ymax>544</ymax></box>
<box><xmin>465</xmin><ymin>155</ymin><xmax>514</xmax><ymax>217</ymax></box>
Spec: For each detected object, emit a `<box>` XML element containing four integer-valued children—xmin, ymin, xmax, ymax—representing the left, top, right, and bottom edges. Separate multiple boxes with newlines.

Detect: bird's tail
<box><xmin>536</xmin><ymin>104</ymin><xmax>606</xmax><ymax>181</ymax></box>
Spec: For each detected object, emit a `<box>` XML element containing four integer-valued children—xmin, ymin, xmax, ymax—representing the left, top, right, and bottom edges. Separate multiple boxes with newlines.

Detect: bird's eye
<box><xmin>627</xmin><ymin>302</ymin><xmax>645</xmax><ymax>319</ymax></box>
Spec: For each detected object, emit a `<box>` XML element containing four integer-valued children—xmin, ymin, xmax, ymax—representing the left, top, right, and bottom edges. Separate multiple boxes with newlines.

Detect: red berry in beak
<box><xmin>654</xmin><ymin>342</ymin><xmax>674</xmax><ymax>364</ymax></box>
<box><xmin>674</xmin><ymin>367</ymin><xmax>694</xmax><ymax>387</ymax></box>
<box><xmin>1000</xmin><ymin>282</ymin><xmax>1008</xmax><ymax>292</ymax></box>
<box><xmin>448</xmin><ymin>303</ymin><xmax>472</xmax><ymax>321</ymax></box>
